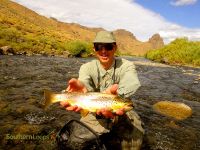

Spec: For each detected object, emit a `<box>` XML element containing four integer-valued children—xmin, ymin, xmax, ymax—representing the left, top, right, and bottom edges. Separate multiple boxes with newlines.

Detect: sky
<box><xmin>12</xmin><ymin>0</ymin><xmax>200</xmax><ymax>44</ymax></box>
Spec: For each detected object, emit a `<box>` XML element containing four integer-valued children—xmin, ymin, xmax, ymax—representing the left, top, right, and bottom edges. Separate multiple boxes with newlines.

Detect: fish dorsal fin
<box><xmin>80</xmin><ymin>109</ymin><xmax>89</xmax><ymax>117</ymax></box>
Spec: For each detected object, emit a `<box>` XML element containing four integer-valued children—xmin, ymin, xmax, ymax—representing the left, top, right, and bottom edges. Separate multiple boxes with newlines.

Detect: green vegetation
<box><xmin>0</xmin><ymin>24</ymin><xmax>93</xmax><ymax>57</ymax></box>
<box><xmin>145</xmin><ymin>38</ymin><xmax>200</xmax><ymax>66</ymax></box>
<box><xmin>0</xmin><ymin>0</ymin><xmax>93</xmax><ymax>57</ymax></box>
<box><xmin>64</xmin><ymin>41</ymin><xmax>93</xmax><ymax>57</ymax></box>
<box><xmin>0</xmin><ymin>26</ymin><xmax>92</xmax><ymax>56</ymax></box>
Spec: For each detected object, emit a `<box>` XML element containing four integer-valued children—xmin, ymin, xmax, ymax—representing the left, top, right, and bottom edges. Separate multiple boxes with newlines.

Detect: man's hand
<box><xmin>60</xmin><ymin>101</ymin><xmax>82</xmax><ymax>112</ymax></box>
<box><xmin>104</xmin><ymin>84</ymin><xmax>118</xmax><ymax>95</ymax></box>
<box><xmin>60</xmin><ymin>78</ymin><xmax>87</xmax><ymax>112</ymax></box>
<box><xmin>66</xmin><ymin>78</ymin><xmax>87</xmax><ymax>93</ymax></box>
<box><xmin>98</xmin><ymin>84</ymin><xmax>125</xmax><ymax>118</ymax></box>
<box><xmin>96</xmin><ymin>108</ymin><xmax>115</xmax><ymax>119</ymax></box>
<box><xmin>96</xmin><ymin>108</ymin><xmax>125</xmax><ymax>119</ymax></box>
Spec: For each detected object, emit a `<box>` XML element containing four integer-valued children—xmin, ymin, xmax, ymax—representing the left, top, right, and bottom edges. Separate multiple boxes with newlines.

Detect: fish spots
<box><xmin>45</xmin><ymin>91</ymin><xmax>133</xmax><ymax>113</ymax></box>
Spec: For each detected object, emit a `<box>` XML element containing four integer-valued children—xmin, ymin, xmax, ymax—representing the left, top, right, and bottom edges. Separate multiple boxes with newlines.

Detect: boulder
<box><xmin>0</xmin><ymin>46</ymin><xmax>15</xmax><ymax>55</ymax></box>
<box><xmin>62</xmin><ymin>51</ymin><xmax>70</xmax><ymax>58</ymax></box>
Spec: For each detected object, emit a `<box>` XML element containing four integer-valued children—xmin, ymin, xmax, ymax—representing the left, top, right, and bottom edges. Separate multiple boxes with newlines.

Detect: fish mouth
<box><xmin>125</xmin><ymin>105</ymin><xmax>133</xmax><ymax>111</ymax></box>
<box><xmin>123</xmin><ymin>102</ymin><xmax>134</xmax><ymax>112</ymax></box>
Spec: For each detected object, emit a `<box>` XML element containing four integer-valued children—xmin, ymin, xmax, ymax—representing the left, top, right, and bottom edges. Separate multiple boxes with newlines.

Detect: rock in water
<box><xmin>153</xmin><ymin>101</ymin><xmax>192</xmax><ymax>120</ymax></box>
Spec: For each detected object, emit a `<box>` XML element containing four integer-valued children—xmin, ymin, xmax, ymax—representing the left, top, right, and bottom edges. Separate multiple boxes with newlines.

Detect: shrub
<box><xmin>0</xmin><ymin>20</ymin><xmax>93</xmax><ymax>57</ymax></box>
<box><xmin>64</xmin><ymin>41</ymin><xmax>93</xmax><ymax>57</ymax></box>
<box><xmin>145</xmin><ymin>38</ymin><xmax>200</xmax><ymax>66</ymax></box>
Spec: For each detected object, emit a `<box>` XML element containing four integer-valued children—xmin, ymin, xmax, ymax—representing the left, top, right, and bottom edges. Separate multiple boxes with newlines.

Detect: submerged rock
<box><xmin>13</xmin><ymin>124</ymin><xmax>41</xmax><ymax>134</ymax></box>
<box><xmin>24</xmin><ymin>112</ymin><xmax>56</xmax><ymax>125</ymax></box>
<box><xmin>153</xmin><ymin>101</ymin><xmax>192</xmax><ymax>120</ymax></box>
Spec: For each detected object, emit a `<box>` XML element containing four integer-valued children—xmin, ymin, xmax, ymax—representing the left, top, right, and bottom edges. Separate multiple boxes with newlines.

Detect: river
<box><xmin>0</xmin><ymin>55</ymin><xmax>200</xmax><ymax>150</ymax></box>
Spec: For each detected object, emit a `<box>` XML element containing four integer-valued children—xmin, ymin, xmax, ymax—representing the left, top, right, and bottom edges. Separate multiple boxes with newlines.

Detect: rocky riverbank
<box><xmin>0</xmin><ymin>55</ymin><xmax>200</xmax><ymax>150</ymax></box>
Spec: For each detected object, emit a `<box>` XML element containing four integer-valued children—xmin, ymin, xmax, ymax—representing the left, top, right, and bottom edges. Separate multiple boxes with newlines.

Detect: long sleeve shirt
<box><xmin>78</xmin><ymin>58</ymin><xmax>141</xmax><ymax>98</ymax></box>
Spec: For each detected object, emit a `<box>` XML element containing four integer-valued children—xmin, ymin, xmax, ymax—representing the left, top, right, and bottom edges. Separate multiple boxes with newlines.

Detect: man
<box><xmin>61</xmin><ymin>31</ymin><xmax>144</xmax><ymax>150</ymax></box>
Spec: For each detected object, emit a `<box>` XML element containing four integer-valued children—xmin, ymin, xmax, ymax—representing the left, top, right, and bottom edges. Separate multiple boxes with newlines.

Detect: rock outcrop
<box><xmin>148</xmin><ymin>34</ymin><xmax>164</xmax><ymax>49</ymax></box>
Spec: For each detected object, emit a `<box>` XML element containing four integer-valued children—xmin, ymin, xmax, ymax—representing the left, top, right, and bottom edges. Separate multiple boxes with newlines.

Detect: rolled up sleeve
<box><xmin>78</xmin><ymin>64</ymin><xmax>95</xmax><ymax>92</ymax></box>
<box><xmin>118</xmin><ymin>63</ymin><xmax>141</xmax><ymax>98</ymax></box>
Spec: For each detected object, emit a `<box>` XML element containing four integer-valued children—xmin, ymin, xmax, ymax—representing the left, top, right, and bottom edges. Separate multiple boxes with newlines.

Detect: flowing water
<box><xmin>0</xmin><ymin>55</ymin><xmax>200</xmax><ymax>150</ymax></box>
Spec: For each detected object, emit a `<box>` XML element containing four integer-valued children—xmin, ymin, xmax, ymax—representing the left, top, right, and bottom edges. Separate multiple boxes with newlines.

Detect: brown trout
<box><xmin>43</xmin><ymin>90</ymin><xmax>133</xmax><ymax>116</ymax></box>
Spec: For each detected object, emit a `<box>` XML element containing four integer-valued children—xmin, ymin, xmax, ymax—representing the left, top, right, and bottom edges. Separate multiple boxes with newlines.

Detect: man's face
<box><xmin>94</xmin><ymin>43</ymin><xmax>116</xmax><ymax>65</ymax></box>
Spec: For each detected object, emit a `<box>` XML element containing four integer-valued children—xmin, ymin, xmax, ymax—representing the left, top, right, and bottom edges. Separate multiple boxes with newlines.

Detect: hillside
<box><xmin>0</xmin><ymin>0</ymin><xmax>164</xmax><ymax>56</ymax></box>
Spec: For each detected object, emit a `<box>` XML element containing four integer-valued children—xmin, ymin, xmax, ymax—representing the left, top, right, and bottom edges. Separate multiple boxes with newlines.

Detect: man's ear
<box><xmin>93</xmin><ymin>47</ymin><xmax>96</xmax><ymax>52</ymax></box>
<box><xmin>113</xmin><ymin>44</ymin><xmax>117</xmax><ymax>52</ymax></box>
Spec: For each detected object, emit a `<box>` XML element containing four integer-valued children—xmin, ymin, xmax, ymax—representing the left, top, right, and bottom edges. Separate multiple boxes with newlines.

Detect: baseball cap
<box><xmin>93</xmin><ymin>31</ymin><xmax>116</xmax><ymax>43</ymax></box>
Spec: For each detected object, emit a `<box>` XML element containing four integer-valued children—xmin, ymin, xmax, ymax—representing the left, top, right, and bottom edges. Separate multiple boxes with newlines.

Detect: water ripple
<box><xmin>24</xmin><ymin>111</ymin><xmax>56</xmax><ymax>125</ymax></box>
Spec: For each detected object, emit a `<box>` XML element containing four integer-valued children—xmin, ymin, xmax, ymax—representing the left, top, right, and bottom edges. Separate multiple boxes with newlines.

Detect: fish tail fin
<box><xmin>43</xmin><ymin>90</ymin><xmax>55</xmax><ymax>109</ymax></box>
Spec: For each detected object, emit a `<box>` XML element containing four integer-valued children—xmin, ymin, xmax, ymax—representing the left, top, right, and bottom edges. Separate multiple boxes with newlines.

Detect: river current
<box><xmin>0</xmin><ymin>55</ymin><xmax>200</xmax><ymax>149</ymax></box>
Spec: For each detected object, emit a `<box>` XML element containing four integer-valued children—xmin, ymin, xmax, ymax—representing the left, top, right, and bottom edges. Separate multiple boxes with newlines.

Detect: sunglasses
<box><xmin>94</xmin><ymin>43</ymin><xmax>115</xmax><ymax>51</ymax></box>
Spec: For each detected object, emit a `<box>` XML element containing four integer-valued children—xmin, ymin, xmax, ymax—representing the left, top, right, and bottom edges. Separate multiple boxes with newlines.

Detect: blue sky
<box><xmin>12</xmin><ymin>0</ymin><xmax>200</xmax><ymax>44</ymax></box>
<box><xmin>135</xmin><ymin>0</ymin><xmax>200</xmax><ymax>28</ymax></box>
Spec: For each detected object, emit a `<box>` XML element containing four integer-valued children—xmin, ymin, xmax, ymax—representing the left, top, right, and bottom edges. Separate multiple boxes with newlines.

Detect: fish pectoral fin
<box><xmin>80</xmin><ymin>109</ymin><xmax>89</xmax><ymax>117</ymax></box>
